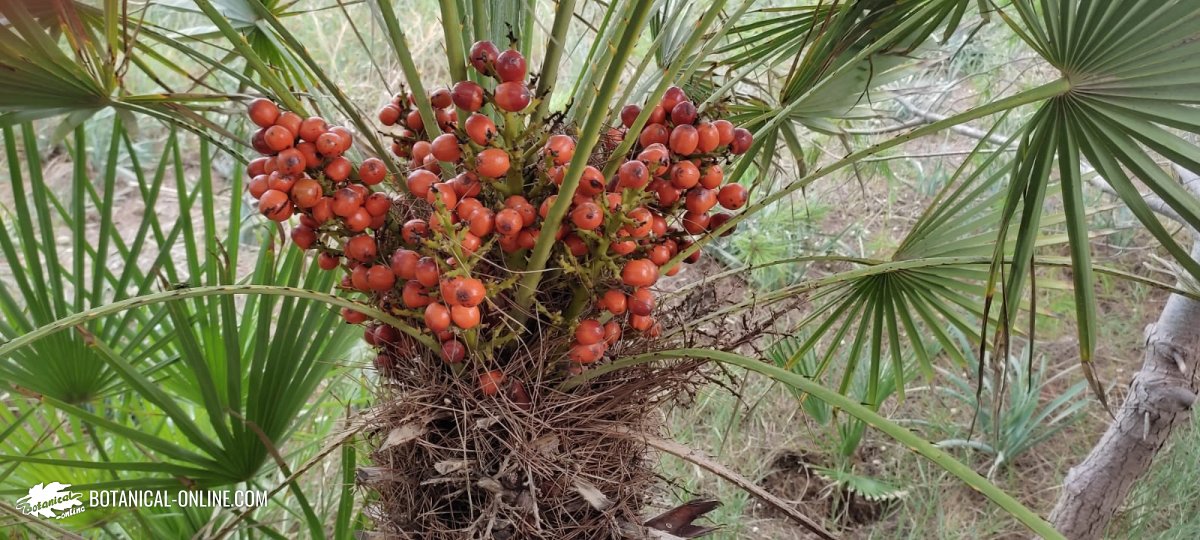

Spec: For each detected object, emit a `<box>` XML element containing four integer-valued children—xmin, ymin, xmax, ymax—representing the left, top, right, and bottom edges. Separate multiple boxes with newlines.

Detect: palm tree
<box><xmin>1</xmin><ymin>1</ymin><xmax>1197</xmax><ymax>538</ymax></box>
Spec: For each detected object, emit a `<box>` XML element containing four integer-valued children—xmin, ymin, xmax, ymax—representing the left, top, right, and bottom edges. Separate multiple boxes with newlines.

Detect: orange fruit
<box><xmin>441</xmin><ymin>339</ymin><xmax>466</xmax><ymax>363</ymax></box>
<box><xmin>621</xmin><ymin>259</ymin><xmax>659</xmax><ymax>287</ymax></box>
<box><xmin>638</xmin><ymin>123</ymin><xmax>669</xmax><ymax>147</ymax></box>
<box><xmin>730</xmin><ymin>128</ymin><xmax>753</xmax><ymax>154</ymax></box>
<box><xmin>685</xmin><ymin>188</ymin><xmax>717</xmax><ymax>214</ymax></box>
<box><xmin>359</xmin><ymin>157</ymin><xmax>387</xmax><ymax>185</ymax></box>
<box><xmin>475</xmin><ymin>148</ymin><xmax>510</xmax><ymax>178</ymax></box>
<box><xmin>577</xmin><ymin>166</ymin><xmax>607</xmax><ymax>196</ymax></box>
<box><xmin>345</xmin><ymin>235</ymin><xmax>378</xmax><ymax>262</ymax></box>
<box><xmin>290</xmin><ymin>226</ymin><xmax>316</xmax><ymax>249</ymax></box>
<box><xmin>469</xmin><ymin>40</ymin><xmax>500</xmax><ymax>74</ymax></box>
<box><xmin>414</xmin><ymin>256</ymin><xmax>440</xmax><ymax>287</ymax></box>
<box><xmin>315</xmin><ymin>132</ymin><xmax>341</xmax><ymax>157</ymax></box>
<box><xmin>465</xmin><ymin>113</ymin><xmax>497</xmax><ymax>146</ymax></box>
<box><xmin>431</xmin><ymin>133</ymin><xmax>462</xmax><ymax>162</ymax></box>
<box><xmin>493</xmin><ymin>82</ymin><xmax>531</xmax><ymax>112</ymax></box>
<box><xmin>479</xmin><ymin>370</ymin><xmax>506</xmax><ymax>396</ymax></box>
<box><xmin>571</xmin><ymin>201</ymin><xmax>603</xmax><ymax>230</ymax></box>
<box><xmin>661</xmin><ymin>86</ymin><xmax>688</xmax><ymax>113</ymax></box>
<box><xmin>628</xmin><ymin>288</ymin><xmax>654</xmax><ymax>316</ymax></box>
<box><xmin>681</xmin><ymin>211</ymin><xmax>710</xmax><ymax>234</ymax></box>
<box><xmin>495</xmin><ymin>48</ymin><xmax>527</xmax><ymax>82</ymax></box>
<box><xmin>331</xmin><ymin>188</ymin><xmax>363</xmax><ymax>217</ymax></box>
<box><xmin>617</xmin><ymin>160</ymin><xmax>649</xmax><ymax>189</ymax></box>
<box><xmin>345</xmin><ymin>208</ymin><xmax>372</xmax><ymax>232</ymax></box>
<box><xmin>429</xmin><ymin>88</ymin><xmax>452</xmax><ymax>109</ymax></box>
<box><xmin>668</xmin><ymin>161</ymin><xmax>700</xmax><ymax>189</ymax></box>
<box><xmin>324</xmin><ymin>156</ymin><xmax>352</xmax><ymax>182</ymax></box>
<box><xmin>601</xmin><ymin>289</ymin><xmax>627</xmax><ymax>315</ymax></box>
<box><xmin>713</xmin><ymin>119</ymin><xmax>735</xmax><ymax>147</ymax></box>
<box><xmin>248</xmin><ymin>98</ymin><xmax>280</xmax><ymax>128</ymax></box>
<box><xmin>275</xmin><ymin>112</ymin><xmax>303</xmax><ymax>138</ymax></box>
<box><xmin>299</xmin><ymin>116</ymin><xmax>328</xmax><ymax>142</ymax></box>
<box><xmin>670</xmin><ymin>101</ymin><xmax>697</xmax><ymax>125</ymax></box>
<box><xmin>258</xmin><ymin>189</ymin><xmax>292</xmax><ymax>221</ymax></box>
<box><xmin>620</xmin><ymin>104</ymin><xmax>641</xmax><ymax>128</ymax></box>
<box><xmin>367</xmin><ymin>265</ymin><xmax>395</xmax><ymax>291</ymax></box>
<box><xmin>543</xmin><ymin>134</ymin><xmax>576</xmax><ymax>166</ymax></box>
<box><xmin>401</xmin><ymin>280</ymin><xmax>432</xmax><ymax>308</ymax></box>
<box><xmin>668</xmin><ymin>124</ymin><xmax>699</xmax><ymax>156</ymax></box>
<box><xmin>452</xmin><ymin>81</ymin><xmax>485</xmax><ymax>111</ymax></box>
<box><xmin>402</xmin><ymin>219</ymin><xmax>430</xmax><ymax>245</ymax></box>
<box><xmin>467</xmin><ymin>207</ymin><xmax>495</xmax><ymax>237</ymax></box>
<box><xmin>575</xmin><ymin>319</ymin><xmax>605</xmax><ymax>345</ymax></box>
<box><xmin>341</xmin><ymin>307</ymin><xmax>369</xmax><ymax>324</ymax></box>
<box><xmin>318</xmin><ymin>252</ymin><xmax>340</xmax><ymax>271</ymax></box>
<box><xmin>264</xmin><ymin>125</ymin><xmax>294</xmax><ymax>152</ymax></box>
<box><xmin>451</xmin><ymin>305</ymin><xmax>481</xmax><ymax>328</ymax></box>
<box><xmin>717</xmin><ymin>183</ymin><xmax>748</xmax><ymax>210</ymax></box>
<box><xmin>604</xmin><ymin>320</ymin><xmax>622</xmax><ymax>345</ymax></box>
<box><xmin>696</xmin><ymin>122</ymin><xmax>719</xmax><ymax>153</ymax></box>
<box><xmin>390</xmin><ymin>249</ymin><xmax>420</xmax><ymax>279</ymax></box>
<box><xmin>424</xmin><ymin>302</ymin><xmax>452</xmax><ymax>332</ymax></box>
<box><xmin>495</xmin><ymin>208</ymin><xmax>523</xmax><ymax>236</ymax></box>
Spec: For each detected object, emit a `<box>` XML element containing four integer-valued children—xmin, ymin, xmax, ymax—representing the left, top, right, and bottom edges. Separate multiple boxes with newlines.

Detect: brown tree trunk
<box><xmin>1047</xmin><ymin>169</ymin><xmax>1200</xmax><ymax>539</ymax></box>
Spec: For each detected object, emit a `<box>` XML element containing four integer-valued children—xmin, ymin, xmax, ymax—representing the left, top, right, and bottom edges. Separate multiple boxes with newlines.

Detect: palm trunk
<box><xmin>1047</xmin><ymin>169</ymin><xmax>1200</xmax><ymax>539</ymax></box>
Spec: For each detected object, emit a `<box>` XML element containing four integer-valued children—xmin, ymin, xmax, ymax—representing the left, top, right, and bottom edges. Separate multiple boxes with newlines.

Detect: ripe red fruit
<box><xmin>291</xmin><ymin>226</ymin><xmax>316</xmax><ymax>249</ymax></box>
<box><xmin>290</xmin><ymin>178</ymin><xmax>322</xmax><ymax>208</ymax></box>
<box><xmin>332</xmin><ymin>188</ymin><xmax>363</xmax><ymax>217</ymax></box>
<box><xmin>495</xmin><ymin>48</ymin><xmax>528</xmax><ymax>82</ymax></box>
<box><xmin>648</xmin><ymin>244</ymin><xmax>671</xmax><ymax>265</ymax></box>
<box><xmin>315</xmin><ymin>132</ymin><xmax>341</xmax><ymax>157</ymax></box>
<box><xmin>451</xmin><ymin>305</ymin><xmax>481</xmax><ymax>328</ymax></box>
<box><xmin>576</xmin><ymin>319</ymin><xmax>605</xmax><ymax>345</ymax></box>
<box><xmin>661</xmin><ymin>86</ymin><xmax>688</xmax><ymax>113</ymax></box>
<box><xmin>452</xmin><ymin>81</ymin><xmax>485</xmax><ymax>111</ymax></box>
<box><xmin>699</xmin><ymin>164</ymin><xmax>723</xmax><ymax>189</ymax></box>
<box><xmin>682</xmin><ymin>211</ymin><xmax>710</xmax><ymax>234</ymax></box>
<box><xmin>427</xmin><ymin>182</ymin><xmax>459</xmax><ymax>210</ymax></box>
<box><xmin>479</xmin><ymin>370</ymin><xmax>506</xmax><ymax>396</ymax></box>
<box><xmin>506</xmin><ymin>196</ymin><xmax>537</xmax><ymax>226</ymax></box>
<box><xmin>648</xmin><ymin>105</ymin><xmax>667</xmax><ymax>125</ymax></box>
<box><xmin>467</xmin><ymin>207</ymin><xmax>495</xmax><ymax>237</ymax></box>
<box><xmin>406</xmin><ymin>170</ymin><xmax>438</xmax><ymax>198</ymax></box>
<box><xmin>543</xmin><ymin>134</ymin><xmax>576</xmax><ymax>166</ymax></box>
<box><xmin>638</xmin><ymin>145</ymin><xmax>670</xmax><ymax>176</ymax></box>
<box><xmin>713</xmin><ymin>119</ymin><xmax>735</xmax><ymax>147</ymax></box>
<box><xmin>414</xmin><ymin>256</ymin><xmax>440</xmax><ymax>287</ymax></box>
<box><xmin>275</xmin><ymin>112</ymin><xmax>303</xmax><ymax>137</ymax></box>
<box><xmin>670</xmin><ymin>101</ymin><xmax>698</xmax><ymax>125</ymax></box>
<box><xmin>350</xmin><ymin>264</ymin><xmax>371</xmax><ymax>291</ymax></box>
<box><xmin>312</xmin><ymin>197</ymin><xmax>334</xmax><ymax>223</ymax></box>
<box><xmin>454</xmin><ymin>278</ymin><xmax>487</xmax><ymax>307</ymax></box>
<box><xmin>628</xmin><ymin>288</ymin><xmax>655</xmax><ymax>316</ymax></box>
<box><xmin>610</xmin><ymin>239</ymin><xmax>636</xmax><ymax>255</ymax></box>
<box><xmin>628</xmin><ymin>207</ymin><xmax>654</xmax><ymax>237</ymax></box>
<box><xmin>248</xmin><ymin>98</ymin><xmax>280</xmax><ymax>128</ymax></box>
<box><xmin>318</xmin><ymin>251</ymin><xmax>340</xmax><ymax>271</ymax></box>
<box><xmin>258</xmin><ymin>189</ymin><xmax>292</xmax><ymax>221</ymax></box>
<box><xmin>276</xmin><ymin>148</ymin><xmax>305</xmax><ymax>176</ymax></box>
<box><xmin>329</xmin><ymin>126</ymin><xmax>353</xmax><ymax>152</ymax></box>
<box><xmin>264</xmin><ymin>125</ymin><xmax>294</xmax><ymax>152</ymax></box>
<box><xmin>717</xmin><ymin>183</ymin><xmax>748</xmax><ymax>210</ymax></box>
<box><xmin>601</xmin><ymin>289</ymin><xmax>627</xmax><ymax>315</ymax></box>
<box><xmin>359</xmin><ymin>158</ymin><xmax>387</xmax><ymax>185</ymax></box>
<box><xmin>266</xmin><ymin>171</ymin><xmax>296</xmax><ymax>193</ymax></box>
<box><xmin>620</xmin><ymin>104</ymin><xmax>641</xmax><ymax>128</ymax></box>
<box><xmin>638</xmin><ymin>123</ymin><xmax>669</xmax><ymax>147</ymax></box>
<box><xmin>578</xmin><ymin>166</ymin><xmax>607</xmax><ymax>196</ymax></box>
<box><xmin>424</xmin><ymin>302</ymin><xmax>452</xmax><ymax>332</ymax></box>
<box><xmin>622</xmin><ymin>259</ymin><xmax>659</xmax><ymax>287</ymax></box>
<box><xmin>441</xmin><ymin>339</ymin><xmax>466</xmax><ymax>363</ymax></box>
<box><xmin>379</xmin><ymin>103</ymin><xmax>403</xmax><ymax>124</ymax></box>
<box><xmin>345</xmin><ymin>207</ymin><xmax>372</xmax><ymax>232</ymax></box>
<box><xmin>571</xmin><ymin>201</ymin><xmax>603</xmax><ymax>230</ymax></box>
<box><xmin>650</xmin><ymin>179</ymin><xmax>681</xmax><ymax>205</ymax></box>
<box><xmin>464</xmin><ymin>113</ymin><xmax>497</xmax><ymax>146</ymax></box>
<box><xmin>668</xmin><ymin>124</ymin><xmax>699</xmax><ymax>155</ymax></box>
<box><xmin>730</xmin><ymin>127</ymin><xmax>753</xmax><ymax>154</ymax></box>
<box><xmin>431</xmin><ymin>133</ymin><xmax>462</xmax><ymax>162</ymax></box>
<box><xmin>405</xmin><ymin>109</ymin><xmax>425</xmax><ymax>132</ymax></box>
<box><xmin>495</xmin><ymin>208</ymin><xmax>523</xmax><ymax>236</ymax></box>
<box><xmin>669</xmin><ymin>161</ymin><xmax>701</xmax><ymax>189</ymax></box>
<box><xmin>390</xmin><ymin>249</ymin><xmax>419</xmax><ymax>279</ymax></box>
<box><xmin>493</xmin><ymin>82</ymin><xmax>531</xmax><ymax>112</ymax></box>
<box><xmin>629</xmin><ymin>314</ymin><xmax>654</xmax><ymax>332</ymax></box>
<box><xmin>251</xmin><ymin>128</ymin><xmax>272</xmax><ymax>155</ymax></box>
<box><xmin>299</xmin><ymin>116</ymin><xmax>328</xmax><ymax>142</ymax></box>
<box><xmin>708</xmin><ymin>212</ymin><xmax>734</xmax><ymax>236</ymax></box>
<box><xmin>685</xmin><ymin>188</ymin><xmax>717</xmax><ymax>213</ymax></box>
<box><xmin>475</xmin><ymin>148</ymin><xmax>511</xmax><ymax>178</ymax></box>
<box><xmin>247</xmin><ymin>157</ymin><xmax>268</xmax><ymax>178</ymax></box>
<box><xmin>429</xmin><ymin>88</ymin><xmax>453</xmax><ymax>109</ymax></box>
<box><xmin>341</xmin><ymin>307</ymin><xmax>369</xmax><ymax>324</ymax></box>
<box><xmin>563</xmin><ymin>234</ymin><xmax>587</xmax><ymax>257</ymax></box>
<box><xmin>402</xmin><ymin>280</ymin><xmax>432</xmax><ymax>308</ymax></box>
<box><xmin>696</xmin><ymin>122</ymin><xmax>719</xmax><ymax>153</ymax></box>
<box><xmin>469</xmin><ymin>40</ymin><xmax>501</xmax><ymax>74</ymax></box>
<box><xmin>604</xmin><ymin>321</ymin><xmax>622</xmax><ymax>345</ymax></box>
<box><xmin>296</xmin><ymin>142</ymin><xmax>322</xmax><ymax>168</ymax></box>
<box><xmin>617</xmin><ymin>160</ymin><xmax>650</xmax><ymax>189</ymax></box>
<box><xmin>569</xmin><ymin>343</ymin><xmax>605</xmax><ymax>364</ymax></box>
<box><xmin>367</xmin><ymin>265</ymin><xmax>396</xmax><ymax>291</ymax></box>
<box><xmin>403</xmin><ymin>219</ymin><xmax>431</xmax><ymax>245</ymax></box>
<box><xmin>324</xmin><ymin>156</ymin><xmax>352</xmax><ymax>182</ymax></box>
<box><xmin>345</xmin><ymin>235</ymin><xmax>378</xmax><ymax>262</ymax></box>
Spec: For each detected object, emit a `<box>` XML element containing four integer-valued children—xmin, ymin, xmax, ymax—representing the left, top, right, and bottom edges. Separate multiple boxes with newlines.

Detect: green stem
<box><xmin>668</xmin><ymin>78</ymin><xmax>1072</xmax><ymax>270</ymax></box>
<box><xmin>563</xmin><ymin>348</ymin><xmax>1065</xmax><ymax>540</ymax></box>
<box><xmin>529</xmin><ymin>0</ymin><xmax>578</xmax><ymax>126</ymax></box>
<box><xmin>0</xmin><ymin>285</ymin><xmax>439</xmax><ymax>359</ymax></box>
<box><xmin>437</xmin><ymin>0</ymin><xmax>469</xmax><ymax>82</ymax></box>
<box><xmin>514</xmin><ymin>0</ymin><xmax>657</xmax><ymax>321</ymax></box>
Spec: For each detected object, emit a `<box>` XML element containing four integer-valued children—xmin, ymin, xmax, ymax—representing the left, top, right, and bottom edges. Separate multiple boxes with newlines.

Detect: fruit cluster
<box><xmin>244</xmin><ymin>40</ymin><xmax>752</xmax><ymax>393</ymax></box>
